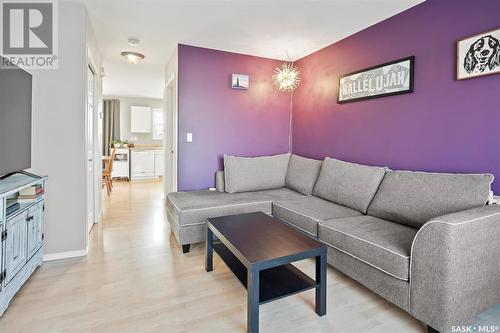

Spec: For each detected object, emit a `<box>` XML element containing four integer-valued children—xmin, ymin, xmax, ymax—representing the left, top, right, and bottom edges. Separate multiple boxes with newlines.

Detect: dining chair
<box><xmin>102</xmin><ymin>148</ymin><xmax>116</xmax><ymax>195</ymax></box>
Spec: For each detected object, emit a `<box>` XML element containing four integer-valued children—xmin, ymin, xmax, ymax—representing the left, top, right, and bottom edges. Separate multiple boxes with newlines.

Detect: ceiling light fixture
<box><xmin>272</xmin><ymin>62</ymin><xmax>300</xmax><ymax>92</ymax></box>
<box><xmin>121</xmin><ymin>51</ymin><xmax>145</xmax><ymax>64</ymax></box>
<box><xmin>127</xmin><ymin>38</ymin><xmax>140</xmax><ymax>46</ymax></box>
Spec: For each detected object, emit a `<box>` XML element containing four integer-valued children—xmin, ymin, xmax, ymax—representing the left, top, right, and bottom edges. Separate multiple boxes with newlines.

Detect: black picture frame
<box><xmin>337</xmin><ymin>56</ymin><xmax>415</xmax><ymax>104</ymax></box>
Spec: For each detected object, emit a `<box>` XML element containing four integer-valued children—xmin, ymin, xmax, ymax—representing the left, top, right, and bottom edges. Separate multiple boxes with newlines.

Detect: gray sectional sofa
<box><xmin>166</xmin><ymin>153</ymin><xmax>500</xmax><ymax>333</ymax></box>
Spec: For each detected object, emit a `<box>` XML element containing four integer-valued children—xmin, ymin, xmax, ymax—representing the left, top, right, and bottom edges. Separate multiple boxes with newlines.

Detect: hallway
<box><xmin>0</xmin><ymin>180</ymin><xmax>425</xmax><ymax>333</ymax></box>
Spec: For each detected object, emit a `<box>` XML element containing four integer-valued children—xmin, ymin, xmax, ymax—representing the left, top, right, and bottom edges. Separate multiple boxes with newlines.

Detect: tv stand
<box><xmin>0</xmin><ymin>172</ymin><xmax>47</xmax><ymax>317</ymax></box>
<box><xmin>0</xmin><ymin>170</ymin><xmax>39</xmax><ymax>180</ymax></box>
<box><xmin>0</xmin><ymin>172</ymin><xmax>18</xmax><ymax>180</ymax></box>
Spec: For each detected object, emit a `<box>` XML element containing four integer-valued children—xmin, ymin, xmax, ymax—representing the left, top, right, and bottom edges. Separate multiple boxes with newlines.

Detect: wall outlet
<box><xmin>186</xmin><ymin>133</ymin><xmax>193</xmax><ymax>142</ymax></box>
<box><xmin>130</xmin><ymin>136</ymin><xmax>138</xmax><ymax>142</ymax></box>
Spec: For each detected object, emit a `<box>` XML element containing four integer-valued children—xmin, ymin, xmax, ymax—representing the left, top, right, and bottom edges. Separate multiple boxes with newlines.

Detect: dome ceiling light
<box><xmin>121</xmin><ymin>51</ymin><xmax>145</xmax><ymax>64</ymax></box>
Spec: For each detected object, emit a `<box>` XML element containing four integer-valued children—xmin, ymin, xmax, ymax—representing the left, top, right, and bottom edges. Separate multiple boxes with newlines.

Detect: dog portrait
<box><xmin>457</xmin><ymin>27</ymin><xmax>500</xmax><ymax>80</ymax></box>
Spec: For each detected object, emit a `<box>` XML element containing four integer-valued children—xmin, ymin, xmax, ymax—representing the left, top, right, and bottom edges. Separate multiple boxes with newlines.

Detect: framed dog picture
<box><xmin>457</xmin><ymin>27</ymin><xmax>500</xmax><ymax>80</ymax></box>
<box><xmin>337</xmin><ymin>56</ymin><xmax>414</xmax><ymax>104</ymax></box>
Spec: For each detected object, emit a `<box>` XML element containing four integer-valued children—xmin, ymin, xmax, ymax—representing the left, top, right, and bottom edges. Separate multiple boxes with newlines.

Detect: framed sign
<box><xmin>231</xmin><ymin>74</ymin><xmax>249</xmax><ymax>89</ymax></box>
<box><xmin>457</xmin><ymin>27</ymin><xmax>500</xmax><ymax>80</ymax></box>
<box><xmin>337</xmin><ymin>56</ymin><xmax>414</xmax><ymax>104</ymax></box>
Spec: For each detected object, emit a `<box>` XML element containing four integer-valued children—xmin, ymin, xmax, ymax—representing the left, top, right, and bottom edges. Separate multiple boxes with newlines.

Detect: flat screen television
<box><xmin>0</xmin><ymin>58</ymin><xmax>32</xmax><ymax>178</ymax></box>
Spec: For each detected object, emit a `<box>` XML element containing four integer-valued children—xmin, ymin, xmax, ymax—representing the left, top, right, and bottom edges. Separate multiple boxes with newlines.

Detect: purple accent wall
<box><xmin>292</xmin><ymin>0</ymin><xmax>500</xmax><ymax>192</ymax></box>
<box><xmin>178</xmin><ymin>44</ymin><xmax>290</xmax><ymax>191</ymax></box>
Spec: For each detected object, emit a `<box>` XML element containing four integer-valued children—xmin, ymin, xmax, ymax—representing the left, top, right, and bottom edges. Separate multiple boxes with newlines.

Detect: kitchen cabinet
<box><xmin>130</xmin><ymin>106</ymin><xmax>151</xmax><ymax>133</ymax></box>
<box><xmin>131</xmin><ymin>151</ymin><xmax>155</xmax><ymax>179</ymax></box>
<box><xmin>131</xmin><ymin>149</ymin><xmax>164</xmax><ymax>179</ymax></box>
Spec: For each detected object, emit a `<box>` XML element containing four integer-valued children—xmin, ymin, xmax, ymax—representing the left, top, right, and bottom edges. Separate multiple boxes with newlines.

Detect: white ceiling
<box><xmin>84</xmin><ymin>0</ymin><xmax>424</xmax><ymax>99</ymax></box>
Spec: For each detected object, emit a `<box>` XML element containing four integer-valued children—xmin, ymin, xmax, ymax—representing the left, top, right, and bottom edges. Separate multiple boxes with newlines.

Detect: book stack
<box><xmin>18</xmin><ymin>185</ymin><xmax>44</xmax><ymax>202</ymax></box>
<box><xmin>6</xmin><ymin>198</ymin><xmax>20</xmax><ymax>216</ymax></box>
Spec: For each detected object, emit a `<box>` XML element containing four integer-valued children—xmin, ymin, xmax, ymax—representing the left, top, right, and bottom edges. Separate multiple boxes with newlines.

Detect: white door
<box><xmin>164</xmin><ymin>75</ymin><xmax>177</xmax><ymax>193</ymax></box>
<box><xmin>86</xmin><ymin>65</ymin><xmax>95</xmax><ymax>233</ymax></box>
<box><xmin>154</xmin><ymin>150</ymin><xmax>164</xmax><ymax>176</ymax></box>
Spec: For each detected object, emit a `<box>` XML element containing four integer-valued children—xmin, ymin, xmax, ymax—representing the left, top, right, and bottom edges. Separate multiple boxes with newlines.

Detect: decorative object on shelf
<box><xmin>457</xmin><ymin>27</ymin><xmax>500</xmax><ymax>80</ymax></box>
<box><xmin>231</xmin><ymin>74</ymin><xmax>249</xmax><ymax>89</ymax></box>
<box><xmin>120</xmin><ymin>51</ymin><xmax>145</xmax><ymax>64</ymax></box>
<box><xmin>337</xmin><ymin>56</ymin><xmax>414</xmax><ymax>104</ymax></box>
<box><xmin>272</xmin><ymin>62</ymin><xmax>300</xmax><ymax>92</ymax></box>
<box><xmin>111</xmin><ymin>140</ymin><xmax>129</xmax><ymax>148</ymax></box>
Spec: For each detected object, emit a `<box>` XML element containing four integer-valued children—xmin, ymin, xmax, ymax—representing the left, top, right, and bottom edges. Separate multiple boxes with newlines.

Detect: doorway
<box><xmin>86</xmin><ymin>65</ymin><xmax>96</xmax><ymax>233</ymax></box>
<box><xmin>164</xmin><ymin>74</ymin><xmax>177</xmax><ymax>194</ymax></box>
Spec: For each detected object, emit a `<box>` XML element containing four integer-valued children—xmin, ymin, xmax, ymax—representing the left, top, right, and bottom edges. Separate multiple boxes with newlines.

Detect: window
<box><xmin>152</xmin><ymin>108</ymin><xmax>164</xmax><ymax>140</ymax></box>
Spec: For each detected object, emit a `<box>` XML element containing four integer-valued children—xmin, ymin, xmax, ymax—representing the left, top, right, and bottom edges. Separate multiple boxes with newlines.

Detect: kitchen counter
<box><xmin>129</xmin><ymin>146</ymin><xmax>164</xmax><ymax>151</ymax></box>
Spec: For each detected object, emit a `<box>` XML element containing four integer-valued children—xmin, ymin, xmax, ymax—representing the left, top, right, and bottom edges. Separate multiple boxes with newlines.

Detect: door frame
<box><xmin>85</xmin><ymin>63</ymin><xmax>96</xmax><ymax>235</ymax></box>
<box><xmin>85</xmin><ymin>50</ymin><xmax>101</xmax><ymax>244</ymax></box>
<box><xmin>164</xmin><ymin>73</ymin><xmax>178</xmax><ymax>195</ymax></box>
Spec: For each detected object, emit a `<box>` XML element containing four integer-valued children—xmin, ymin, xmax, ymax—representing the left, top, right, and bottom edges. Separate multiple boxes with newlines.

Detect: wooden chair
<box><xmin>102</xmin><ymin>148</ymin><xmax>116</xmax><ymax>196</ymax></box>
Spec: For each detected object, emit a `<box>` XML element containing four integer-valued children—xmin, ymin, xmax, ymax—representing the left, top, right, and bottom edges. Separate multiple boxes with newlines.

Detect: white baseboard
<box><xmin>43</xmin><ymin>249</ymin><xmax>87</xmax><ymax>262</ymax></box>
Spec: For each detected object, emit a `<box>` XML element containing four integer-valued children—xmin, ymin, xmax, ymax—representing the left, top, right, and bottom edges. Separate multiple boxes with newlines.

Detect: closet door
<box><xmin>5</xmin><ymin>212</ymin><xmax>28</xmax><ymax>284</ymax></box>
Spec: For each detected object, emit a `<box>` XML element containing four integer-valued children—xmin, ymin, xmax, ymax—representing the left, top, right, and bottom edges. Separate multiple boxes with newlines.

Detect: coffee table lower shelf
<box><xmin>213</xmin><ymin>242</ymin><xmax>317</xmax><ymax>304</ymax></box>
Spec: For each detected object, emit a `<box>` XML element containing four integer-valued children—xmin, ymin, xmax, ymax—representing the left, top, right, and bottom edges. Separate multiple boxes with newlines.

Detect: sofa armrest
<box><xmin>215</xmin><ymin>171</ymin><xmax>225</xmax><ymax>192</ymax></box>
<box><xmin>410</xmin><ymin>204</ymin><xmax>500</xmax><ymax>332</ymax></box>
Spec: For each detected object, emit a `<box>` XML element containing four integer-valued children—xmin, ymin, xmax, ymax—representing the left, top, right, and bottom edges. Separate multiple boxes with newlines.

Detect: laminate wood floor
<box><xmin>0</xmin><ymin>180</ymin><xmax>427</xmax><ymax>333</ymax></box>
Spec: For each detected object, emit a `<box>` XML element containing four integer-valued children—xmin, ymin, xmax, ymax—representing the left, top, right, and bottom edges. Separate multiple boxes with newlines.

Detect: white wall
<box><xmin>31</xmin><ymin>1</ymin><xmax>101</xmax><ymax>258</ymax></box>
<box><xmin>104</xmin><ymin>96</ymin><xmax>163</xmax><ymax>146</ymax></box>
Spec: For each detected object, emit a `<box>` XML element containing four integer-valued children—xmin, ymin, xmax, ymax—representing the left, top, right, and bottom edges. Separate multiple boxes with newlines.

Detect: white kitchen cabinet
<box><xmin>131</xmin><ymin>151</ymin><xmax>155</xmax><ymax>179</ymax></box>
<box><xmin>130</xmin><ymin>106</ymin><xmax>151</xmax><ymax>133</ymax></box>
<box><xmin>154</xmin><ymin>150</ymin><xmax>164</xmax><ymax>176</ymax></box>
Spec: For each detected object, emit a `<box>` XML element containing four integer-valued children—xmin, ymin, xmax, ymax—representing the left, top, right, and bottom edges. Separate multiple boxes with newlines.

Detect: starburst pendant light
<box><xmin>272</xmin><ymin>62</ymin><xmax>300</xmax><ymax>92</ymax></box>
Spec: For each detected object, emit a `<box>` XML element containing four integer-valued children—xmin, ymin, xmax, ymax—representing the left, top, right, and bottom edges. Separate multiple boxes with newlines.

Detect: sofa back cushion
<box><xmin>367</xmin><ymin>170</ymin><xmax>494</xmax><ymax>228</ymax></box>
<box><xmin>224</xmin><ymin>153</ymin><xmax>291</xmax><ymax>193</ymax></box>
<box><xmin>313</xmin><ymin>157</ymin><xmax>387</xmax><ymax>213</ymax></box>
<box><xmin>285</xmin><ymin>155</ymin><xmax>322</xmax><ymax>195</ymax></box>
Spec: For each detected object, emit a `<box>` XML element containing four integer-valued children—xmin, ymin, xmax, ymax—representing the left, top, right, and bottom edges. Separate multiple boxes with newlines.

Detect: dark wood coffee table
<box><xmin>206</xmin><ymin>212</ymin><xmax>327</xmax><ymax>333</ymax></box>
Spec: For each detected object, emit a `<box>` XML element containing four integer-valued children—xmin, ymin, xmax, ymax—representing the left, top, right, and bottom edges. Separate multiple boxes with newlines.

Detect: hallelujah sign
<box><xmin>337</xmin><ymin>56</ymin><xmax>414</xmax><ymax>103</ymax></box>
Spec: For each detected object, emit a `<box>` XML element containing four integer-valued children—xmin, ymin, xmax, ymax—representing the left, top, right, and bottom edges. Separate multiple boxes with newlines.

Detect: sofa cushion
<box><xmin>224</xmin><ymin>153</ymin><xmax>291</xmax><ymax>193</ymax></box>
<box><xmin>313</xmin><ymin>157</ymin><xmax>387</xmax><ymax>213</ymax></box>
<box><xmin>318</xmin><ymin>216</ymin><xmax>417</xmax><ymax>280</ymax></box>
<box><xmin>367</xmin><ymin>170</ymin><xmax>494</xmax><ymax>229</ymax></box>
<box><xmin>215</xmin><ymin>171</ymin><xmax>225</xmax><ymax>192</ymax></box>
<box><xmin>166</xmin><ymin>187</ymin><xmax>303</xmax><ymax>226</ymax></box>
<box><xmin>285</xmin><ymin>154</ymin><xmax>322</xmax><ymax>195</ymax></box>
<box><xmin>273</xmin><ymin>196</ymin><xmax>361</xmax><ymax>237</ymax></box>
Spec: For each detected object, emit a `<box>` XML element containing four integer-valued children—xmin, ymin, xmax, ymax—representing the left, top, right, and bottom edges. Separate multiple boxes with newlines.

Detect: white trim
<box><xmin>328</xmin><ymin>244</ymin><xmax>409</xmax><ymax>281</ymax></box>
<box><xmin>319</xmin><ymin>223</ymin><xmax>411</xmax><ymax>258</ymax></box>
<box><xmin>407</xmin><ymin>207</ymin><xmax>500</xmax><ymax>314</ymax></box>
<box><xmin>171</xmin><ymin>199</ymin><xmax>271</xmax><ymax>213</ymax></box>
<box><xmin>43</xmin><ymin>249</ymin><xmax>87</xmax><ymax>262</ymax></box>
<box><xmin>272</xmin><ymin>202</ymin><xmax>322</xmax><ymax>222</ymax></box>
<box><xmin>275</xmin><ymin>215</ymin><xmax>317</xmax><ymax>237</ymax></box>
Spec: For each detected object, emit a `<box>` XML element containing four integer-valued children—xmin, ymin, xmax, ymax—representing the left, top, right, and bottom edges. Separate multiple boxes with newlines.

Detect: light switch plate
<box><xmin>186</xmin><ymin>133</ymin><xmax>193</xmax><ymax>142</ymax></box>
